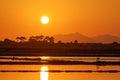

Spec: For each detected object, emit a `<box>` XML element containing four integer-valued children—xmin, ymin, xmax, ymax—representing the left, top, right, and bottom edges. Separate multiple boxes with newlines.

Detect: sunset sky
<box><xmin>0</xmin><ymin>0</ymin><xmax>120</xmax><ymax>40</ymax></box>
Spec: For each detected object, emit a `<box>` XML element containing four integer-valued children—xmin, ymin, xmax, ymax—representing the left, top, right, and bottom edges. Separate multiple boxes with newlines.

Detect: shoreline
<box><xmin>0</xmin><ymin>60</ymin><xmax>120</xmax><ymax>66</ymax></box>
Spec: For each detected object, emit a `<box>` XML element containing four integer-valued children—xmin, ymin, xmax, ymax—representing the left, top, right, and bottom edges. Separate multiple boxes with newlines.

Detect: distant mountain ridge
<box><xmin>53</xmin><ymin>33</ymin><xmax>120</xmax><ymax>43</ymax></box>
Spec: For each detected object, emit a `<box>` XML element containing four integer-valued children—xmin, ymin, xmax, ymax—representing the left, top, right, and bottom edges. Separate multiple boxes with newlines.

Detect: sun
<box><xmin>41</xmin><ymin>16</ymin><xmax>49</xmax><ymax>24</ymax></box>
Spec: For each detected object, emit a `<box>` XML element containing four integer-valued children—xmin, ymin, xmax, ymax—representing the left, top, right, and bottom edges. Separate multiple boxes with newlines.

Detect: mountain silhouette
<box><xmin>54</xmin><ymin>33</ymin><xmax>120</xmax><ymax>43</ymax></box>
<box><xmin>92</xmin><ymin>34</ymin><xmax>120</xmax><ymax>43</ymax></box>
<box><xmin>54</xmin><ymin>32</ymin><xmax>92</xmax><ymax>43</ymax></box>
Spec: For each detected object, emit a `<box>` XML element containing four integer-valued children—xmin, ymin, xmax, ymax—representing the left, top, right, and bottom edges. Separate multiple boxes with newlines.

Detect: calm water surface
<box><xmin>0</xmin><ymin>56</ymin><xmax>120</xmax><ymax>80</ymax></box>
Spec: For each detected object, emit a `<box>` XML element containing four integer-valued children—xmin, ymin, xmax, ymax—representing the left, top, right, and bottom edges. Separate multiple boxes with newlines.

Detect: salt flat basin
<box><xmin>0</xmin><ymin>64</ymin><xmax>120</xmax><ymax>80</ymax></box>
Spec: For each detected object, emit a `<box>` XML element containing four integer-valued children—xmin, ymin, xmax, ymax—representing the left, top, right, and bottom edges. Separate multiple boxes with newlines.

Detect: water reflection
<box><xmin>40</xmin><ymin>56</ymin><xmax>50</xmax><ymax>60</ymax></box>
<box><xmin>40</xmin><ymin>66</ymin><xmax>49</xmax><ymax>80</ymax></box>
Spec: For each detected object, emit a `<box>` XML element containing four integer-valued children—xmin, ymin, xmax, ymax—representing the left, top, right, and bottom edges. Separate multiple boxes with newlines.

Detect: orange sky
<box><xmin>0</xmin><ymin>0</ymin><xmax>120</xmax><ymax>40</ymax></box>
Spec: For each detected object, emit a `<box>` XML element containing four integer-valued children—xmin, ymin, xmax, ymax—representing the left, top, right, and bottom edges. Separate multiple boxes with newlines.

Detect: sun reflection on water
<box><xmin>40</xmin><ymin>56</ymin><xmax>50</xmax><ymax>60</ymax></box>
<box><xmin>40</xmin><ymin>66</ymin><xmax>49</xmax><ymax>80</ymax></box>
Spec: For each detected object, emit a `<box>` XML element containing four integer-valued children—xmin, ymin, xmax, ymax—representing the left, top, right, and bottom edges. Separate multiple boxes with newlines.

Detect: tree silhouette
<box><xmin>44</xmin><ymin>36</ymin><xmax>50</xmax><ymax>43</ymax></box>
<box><xmin>16</xmin><ymin>37</ymin><xmax>27</xmax><ymax>42</ymax></box>
<box><xmin>74</xmin><ymin>40</ymin><xmax>78</xmax><ymax>44</ymax></box>
<box><xmin>4</xmin><ymin>38</ymin><xmax>13</xmax><ymax>43</ymax></box>
<box><xmin>35</xmin><ymin>35</ymin><xmax>44</xmax><ymax>41</ymax></box>
<box><xmin>28</xmin><ymin>36</ymin><xmax>37</xmax><ymax>42</ymax></box>
<box><xmin>49</xmin><ymin>37</ymin><xmax>54</xmax><ymax>44</ymax></box>
<box><xmin>57</xmin><ymin>40</ymin><xmax>63</xmax><ymax>44</ymax></box>
<box><xmin>29</xmin><ymin>35</ymin><xmax>44</xmax><ymax>42</ymax></box>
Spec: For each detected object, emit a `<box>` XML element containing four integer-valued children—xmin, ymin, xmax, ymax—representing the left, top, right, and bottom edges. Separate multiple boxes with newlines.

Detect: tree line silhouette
<box><xmin>16</xmin><ymin>35</ymin><xmax>54</xmax><ymax>43</ymax></box>
<box><xmin>0</xmin><ymin>35</ymin><xmax>120</xmax><ymax>49</ymax></box>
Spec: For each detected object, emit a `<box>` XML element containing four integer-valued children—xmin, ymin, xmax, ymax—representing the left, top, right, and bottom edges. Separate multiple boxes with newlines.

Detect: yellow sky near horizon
<box><xmin>0</xmin><ymin>0</ymin><xmax>120</xmax><ymax>40</ymax></box>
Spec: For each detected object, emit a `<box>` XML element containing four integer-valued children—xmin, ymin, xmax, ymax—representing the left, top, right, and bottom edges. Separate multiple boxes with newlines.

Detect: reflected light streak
<box><xmin>40</xmin><ymin>66</ymin><xmax>49</xmax><ymax>80</ymax></box>
<box><xmin>40</xmin><ymin>56</ymin><xmax>50</xmax><ymax>60</ymax></box>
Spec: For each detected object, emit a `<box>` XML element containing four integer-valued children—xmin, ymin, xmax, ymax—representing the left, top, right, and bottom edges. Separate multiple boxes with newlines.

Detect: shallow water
<box><xmin>0</xmin><ymin>56</ymin><xmax>120</xmax><ymax>80</ymax></box>
<box><xmin>0</xmin><ymin>56</ymin><xmax>120</xmax><ymax>62</ymax></box>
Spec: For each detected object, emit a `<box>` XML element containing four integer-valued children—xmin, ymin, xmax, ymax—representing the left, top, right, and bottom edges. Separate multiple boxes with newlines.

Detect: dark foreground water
<box><xmin>0</xmin><ymin>56</ymin><xmax>120</xmax><ymax>80</ymax></box>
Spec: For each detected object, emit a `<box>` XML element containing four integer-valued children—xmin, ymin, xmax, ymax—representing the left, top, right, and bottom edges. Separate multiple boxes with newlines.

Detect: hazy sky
<box><xmin>0</xmin><ymin>0</ymin><xmax>120</xmax><ymax>40</ymax></box>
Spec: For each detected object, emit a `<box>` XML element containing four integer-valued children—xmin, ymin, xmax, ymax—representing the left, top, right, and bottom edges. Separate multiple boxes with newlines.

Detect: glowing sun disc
<box><xmin>41</xmin><ymin>16</ymin><xmax>49</xmax><ymax>24</ymax></box>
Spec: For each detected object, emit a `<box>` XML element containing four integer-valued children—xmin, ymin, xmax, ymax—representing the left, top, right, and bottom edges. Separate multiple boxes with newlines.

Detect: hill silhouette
<box><xmin>54</xmin><ymin>33</ymin><xmax>120</xmax><ymax>43</ymax></box>
<box><xmin>92</xmin><ymin>34</ymin><xmax>120</xmax><ymax>43</ymax></box>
